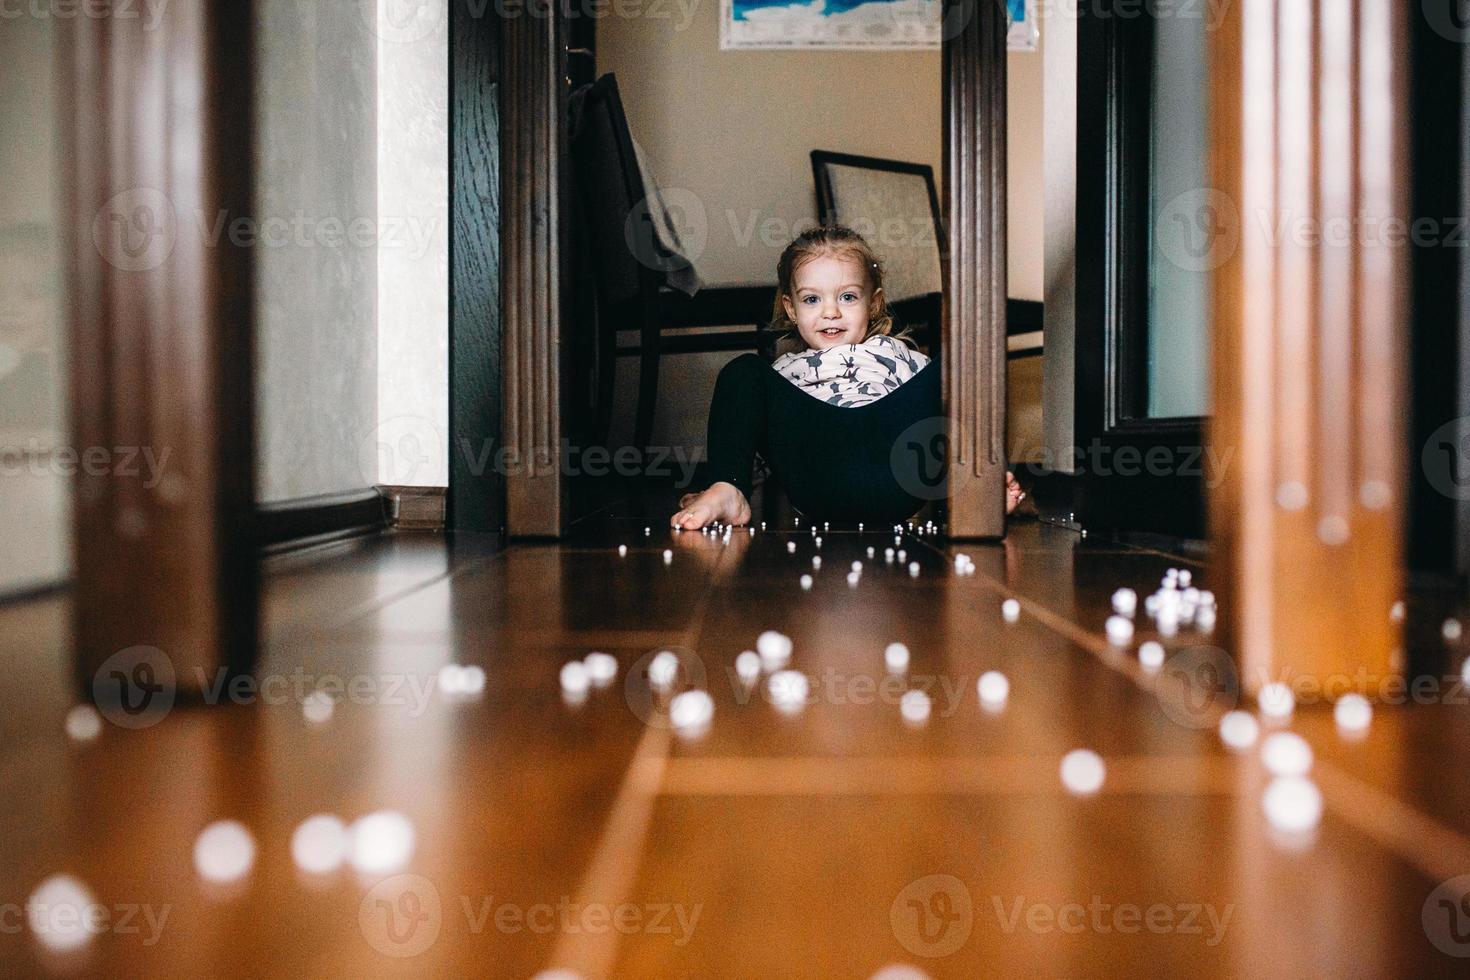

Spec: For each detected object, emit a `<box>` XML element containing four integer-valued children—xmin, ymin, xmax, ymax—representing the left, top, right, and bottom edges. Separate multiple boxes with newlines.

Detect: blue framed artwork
<box><xmin>720</xmin><ymin>0</ymin><xmax>1040</xmax><ymax>51</ymax></box>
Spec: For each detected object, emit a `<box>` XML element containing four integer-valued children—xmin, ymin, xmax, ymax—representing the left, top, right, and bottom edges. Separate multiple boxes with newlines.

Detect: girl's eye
<box><xmin>842</xmin><ymin>292</ymin><xmax>858</xmax><ymax>302</ymax></box>
<box><xmin>802</xmin><ymin>296</ymin><xmax>818</xmax><ymax>304</ymax></box>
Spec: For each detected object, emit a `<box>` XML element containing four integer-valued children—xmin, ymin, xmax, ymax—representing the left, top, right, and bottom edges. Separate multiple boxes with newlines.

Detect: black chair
<box><xmin>568</xmin><ymin>73</ymin><xmax>775</xmax><ymax>450</ymax></box>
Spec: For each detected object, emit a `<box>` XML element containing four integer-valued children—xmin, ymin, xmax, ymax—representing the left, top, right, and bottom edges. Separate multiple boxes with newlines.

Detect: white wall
<box><xmin>0</xmin><ymin>16</ymin><xmax>70</xmax><ymax>595</ymax></box>
<box><xmin>255</xmin><ymin>0</ymin><xmax>381</xmax><ymax>503</ymax></box>
<box><xmin>376</xmin><ymin>0</ymin><xmax>450</xmax><ymax>488</ymax></box>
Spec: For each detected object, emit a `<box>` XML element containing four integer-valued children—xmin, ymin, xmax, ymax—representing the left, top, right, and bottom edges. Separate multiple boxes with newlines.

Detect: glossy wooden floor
<box><xmin>3</xmin><ymin>491</ymin><xmax>1470</xmax><ymax>978</ymax></box>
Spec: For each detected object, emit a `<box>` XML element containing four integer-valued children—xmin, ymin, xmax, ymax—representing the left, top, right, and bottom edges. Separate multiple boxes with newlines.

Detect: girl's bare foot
<box><xmin>1006</xmin><ymin>470</ymin><xmax>1025</xmax><ymax>515</ymax></box>
<box><xmin>671</xmin><ymin>482</ymin><xmax>751</xmax><ymax>530</ymax></box>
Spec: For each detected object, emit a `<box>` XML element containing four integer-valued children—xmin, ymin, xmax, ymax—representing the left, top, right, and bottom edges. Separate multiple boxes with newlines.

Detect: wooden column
<box><xmin>60</xmin><ymin>2</ymin><xmax>259</xmax><ymax>695</ymax></box>
<box><xmin>499</xmin><ymin>0</ymin><xmax>567</xmax><ymax>537</ymax></box>
<box><xmin>1209</xmin><ymin>0</ymin><xmax>1407</xmax><ymax>695</ymax></box>
<box><xmin>943</xmin><ymin>0</ymin><xmax>1009</xmax><ymax>538</ymax></box>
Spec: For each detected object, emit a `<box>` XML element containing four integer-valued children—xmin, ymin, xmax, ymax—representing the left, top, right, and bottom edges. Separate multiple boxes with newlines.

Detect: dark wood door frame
<box><xmin>493</xmin><ymin>0</ymin><xmax>1010</xmax><ymax>537</ymax></box>
<box><xmin>60</xmin><ymin>2</ymin><xmax>260</xmax><ymax>696</ymax></box>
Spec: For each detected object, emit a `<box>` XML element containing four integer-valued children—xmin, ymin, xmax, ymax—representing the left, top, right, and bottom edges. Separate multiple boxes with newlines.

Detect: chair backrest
<box><xmin>810</xmin><ymin>151</ymin><xmax>944</xmax><ymax>304</ymax></box>
<box><xmin>568</xmin><ymin>73</ymin><xmax>658</xmax><ymax>312</ymax></box>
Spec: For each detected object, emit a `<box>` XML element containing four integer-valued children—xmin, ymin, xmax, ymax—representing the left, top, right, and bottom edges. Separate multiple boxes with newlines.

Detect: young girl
<box><xmin>671</xmin><ymin>225</ymin><xmax>1022</xmax><ymax>529</ymax></box>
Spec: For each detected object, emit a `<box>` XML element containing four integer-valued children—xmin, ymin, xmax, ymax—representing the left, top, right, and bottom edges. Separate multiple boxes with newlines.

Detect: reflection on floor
<box><xmin>2</xmin><ymin>490</ymin><xmax>1469</xmax><ymax>978</ymax></box>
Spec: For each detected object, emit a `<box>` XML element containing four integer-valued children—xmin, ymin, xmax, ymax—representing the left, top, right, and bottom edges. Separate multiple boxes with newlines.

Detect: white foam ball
<box><xmin>65</xmin><ymin>705</ymin><xmax>102</xmax><ymax>742</ymax></box>
<box><xmin>1389</xmin><ymin>599</ymin><xmax>1404</xmax><ymax>623</ymax></box>
<box><xmin>1261</xmin><ymin>731</ymin><xmax>1313</xmax><ymax>777</ymax></box>
<box><xmin>302</xmin><ymin>689</ymin><xmax>335</xmax><ymax>724</ymax></box>
<box><xmin>847</xmin><ymin>571</ymin><xmax>861</xmax><ymax>587</ymax></box>
<box><xmin>1217</xmin><ymin>710</ymin><xmax>1259</xmax><ymax>750</ymax></box>
<box><xmin>583</xmin><ymin>652</ymin><xmax>618</xmax><ymax>685</ymax></box>
<box><xmin>1138</xmin><ymin>641</ymin><xmax>1165</xmax><ymax>671</ymax></box>
<box><xmin>645</xmin><ymin>652</ymin><xmax>678</xmax><ymax>690</ymax></box>
<box><xmin>1111</xmin><ymin>588</ymin><xmax>1138</xmax><ymax>616</ymax></box>
<box><xmin>291</xmin><ymin>814</ymin><xmax>348</xmax><ymax>874</ymax></box>
<box><xmin>561</xmin><ymin>660</ymin><xmax>591</xmax><ymax>695</ymax></box>
<box><xmin>869</xmin><ymin>966</ymin><xmax>932</xmax><ymax>980</ymax></box>
<box><xmin>852</xmin><ymin>560</ymin><xmax>864</xmax><ymax>573</ymax></box>
<box><xmin>1105</xmin><ymin>615</ymin><xmax>1134</xmax><ymax>645</ymax></box>
<box><xmin>768</xmin><ymin>670</ymin><xmax>810</xmax><ymax>711</ymax></box>
<box><xmin>618</xmin><ymin>544</ymin><xmax>627</xmax><ymax>557</ymax></box>
<box><xmin>349</xmin><ymin>811</ymin><xmax>416</xmax><ymax>874</ymax></box>
<box><xmin>1060</xmin><ymin>749</ymin><xmax>1106</xmax><ymax>796</ymax></box>
<box><xmin>800</xmin><ymin>574</ymin><xmax>813</xmax><ymax>591</ymax></box>
<box><xmin>1333</xmin><ymin>693</ymin><xmax>1372</xmax><ymax>733</ymax></box>
<box><xmin>908</xmin><ymin>561</ymin><xmax>920</xmax><ymax>577</ymax></box>
<box><xmin>1262</xmin><ymin>776</ymin><xmax>1322</xmax><ymax>833</ymax></box>
<box><xmin>977</xmin><ymin>671</ymin><xmax>1009</xmax><ymax>708</ymax></box>
<box><xmin>437</xmin><ymin>664</ymin><xmax>466</xmax><ymax>695</ymax></box>
<box><xmin>1001</xmin><ymin>599</ymin><xmax>1020</xmax><ymax>623</ymax></box>
<box><xmin>756</xmin><ymin>631</ymin><xmax>792</xmax><ymax>670</ymax></box>
<box><xmin>735</xmin><ymin>650</ymin><xmax>761</xmax><ymax>683</ymax></box>
<box><xmin>884</xmin><ymin>642</ymin><xmax>911</xmax><ymax>673</ymax></box>
<box><xmin>26</xmin><ymin>875</ymin><xmax>97</xmax><ymax>951</ymax></box>
<box><xmin>662</xmin><ymin>549</ymin><xmax>673</xmax><ymax>564</ymax></box>
<box><xmin>787</xmin><ymin>541</ymin><xmax>797</xmax><ymax>554</ymax></box>
<box><xmin>669</xmin><ymin>690</ymin><xmax>714</xmax><ymax>731</ymax></box>
<box><xmin>1258</xmin><ymin>682</ymin><xmax>1295</xmax><ymax>720</ymax></box>
<box><xmin>193</xmin><ymin>820</ymin><xmax>256</xmax><ymax>883</ymax></box>
<box><xmin>1444</xmin><ymin>618</ymin><xmax>1463</xmax><ymax>642</ymax></box>
<box><xmin>459</xmin><ymin>665</ymin><xmax>486</xmax><ymax>695</ymax></box>
<box><xmin>900</xmin><ymin>690</ymin><xmax>931</xmax><ymax>725</ymax></box>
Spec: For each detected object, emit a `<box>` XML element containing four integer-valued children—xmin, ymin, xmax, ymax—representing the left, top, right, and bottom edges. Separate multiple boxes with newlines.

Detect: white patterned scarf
<box><xmin>770</xmin><ymin>334</ymin><xmax>931</xmax><ymax>408</ymax></box>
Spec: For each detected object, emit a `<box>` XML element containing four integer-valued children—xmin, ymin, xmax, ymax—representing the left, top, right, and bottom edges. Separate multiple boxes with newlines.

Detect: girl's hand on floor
<box><xmin>1006</xmin><ymin>470</ymin><xmax>1025</xmax><ymax>515</ymax></box>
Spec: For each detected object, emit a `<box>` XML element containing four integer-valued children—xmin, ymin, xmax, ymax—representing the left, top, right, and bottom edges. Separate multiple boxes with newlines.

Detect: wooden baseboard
<box><xmin>378</xmin><ymin>485</ymin><xmax>447</xmax><ymax>530</ymax></box>
<box><xmin>255</xmin><ymin>489</ymin><xmax>388</xmax><ymax>554</ymax></box>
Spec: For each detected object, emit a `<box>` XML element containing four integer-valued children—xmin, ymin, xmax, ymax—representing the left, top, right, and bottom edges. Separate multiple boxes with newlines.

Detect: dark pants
<box><xmin>703</xmin><ymin>352</ymin><xmax>946</xmax><ymax>524</ymax></box>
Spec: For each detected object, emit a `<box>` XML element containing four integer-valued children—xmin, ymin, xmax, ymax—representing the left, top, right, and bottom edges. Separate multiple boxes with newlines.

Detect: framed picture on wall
<box><xmin>1007</xmin><ymin>0</ymin><xmax>1039</xmax><ymax>52</ymax></box>
<box><xmin>719</xmin><ymin>0</ymin><xmax>1040</xmax><ymax>52</ymax></box>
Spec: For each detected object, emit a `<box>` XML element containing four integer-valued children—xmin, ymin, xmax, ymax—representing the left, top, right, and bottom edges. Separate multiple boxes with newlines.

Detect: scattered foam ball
<box><xmin>1218</xmin><ymin>710</ymin><xmax>1259</xmax><ymax>750</ymax></box>
<box><xmin>645</xmin><ymin>652</ymin><xmax>678</xmax><ymax>691</ymax></box>
<box><xmin>1001</xmin><ymin>599</ymin><xmax>1020</xmax><ymax>623</ymax></box>
<box><xmin>884</xmin><ymin>642</ymin><xmax>911</xmax><ymax>673</ymax></box>
<box><xmin>812</xmin><ymin>556</ymin><xmax>822</xmax><ymax>570</ymax></box>
<box><xmin>193</xmin><ymin>820</ymin><xmax>256</xmax><ymax>883</ymax></box>
<box><xmin>662</xmin><ymin>549</ymin><xmax>673</xmax><ymax>564</ymax></box>
<box><xmin>768</xmin><ymin>670</ymin><xmax>810</xmax><ymax>712</ymax></box>
<box><xmin>1105</xmin><ymin>615</ymin><xmax>1134</xmax><ymax>645</ymax></box>
<box><xmin>800</xmin><ymin>574</ymin><xmax>813</xmax><ymax>591</ymax></box>
<box><xmin>438</xmin><ymin>664</ymin><xmax>466</xmax><ymax>695</ymax></box>
<box><xmin>869</xmin><ymin>967</ymin><xmax>932</xmax><ymax>980</ymax></box>
<box><xmin>977</xmin><ymin>671</ymin><xmax>1009</xmax><ymax>709</ymax></box>
<box><xmin>560</xmin><ymin>660</ymin><xmax>591</xmax><ymax>696</ymax></box>
<box><xmin>908</xmin><ymin>562</ymin><xmax>921</xmax><ymax>578</ymax></box>
<box><xmin>26</xmin><ymin>875</ymin><xmax>96</xmax><ymax>951</ymax></box>
<box><xmin>583</xmin><ymin>652</ymin><xmax>618</xmax><ymax>686</ymax></box>
<box><xmin>735</xmin><ymin>651</ymin><xmax>761</xmax><ymax>683</ymax></box>
<box><xmin>1138</xmin><ymin>641</ymin><xmax>1165</xmax><ymax>671</ymax></box>
<box><xmin>291</xmin><ymin>814</ymin><xmax>348</xmax><ymax>874</ymax></box>
<box><xmin>852</xmin><ymin>560</ymin><xmax>864</xmax><ymax>573</ymax></box>
<box><xmin>459</xmin><ymin>666</ymin><xmax>486</xmax><ymax>696</ymax></box>
<box><xmin>302</xmin><ymin>689</ymin><xmax>335</xmax><ymax>724</ymax></box>
<box><xmin>1333</xmin><ymin>693</ymin><xmax>1372</xmax><ymax>734</ymax></box>
<box><xmin>900</xmin><ymin>689</ymin><xmax>931</xmax><ymax>725</ymax></box>
<box><xmin>1262</xmin><ymin>776</ymin><xmax>1323</xmax><ymax>833</ymax></box>
<box><xmin>1261</xmin><ymin>731</ymin><xmax>1313</xmax><ymax>777</ymax></box>
<box><xmin>787</xmin><ymin>541</ymin><xmax>797</xmax><ymax>554</ymax></box>
<box><xmin>756</xmin><ymin>631</ymin><xmax>792</xmax><ymax>671</ymax></box>
<box><xmin>349</xmin><ymin>811</ymin><xmax>416</xmax><ymax>874</ymax></box>
<box><xmin>1060</xmin><ymin>749</ymin><xmax>1106</xmax><ymax>796</ymax></box>
<box><xmin>1112</xmin><ymin>588</ymin><xmax>1138</xmax><ymax>616</ymax></box>
<box><xmin>1258</xmin><ymin>682</ymin><xmax>1295</xmax><ymax>721</ymax></box>
<box><xmin>669</xmin><ymin>690</ymin><xmax>714</xmax><ymax>732</ymax></box>
<box><xmin>1389</xmin><ymin>599</ymin><xmax>1404</xmax><ymax>623</ymax></box>
<box><xmin>64</xmin><ymin>705</ymin><xmax>102</xmax><ymax>742</ymax></box>
<box><xmin>1444</xmin><ymin>618</ymin><xmax>1463</xmax><ymax>642</ymax></box>
<box><xmin>618</xmin><ymin>544</ymin><xmax>627</xmax><ymax>557</ymax></box>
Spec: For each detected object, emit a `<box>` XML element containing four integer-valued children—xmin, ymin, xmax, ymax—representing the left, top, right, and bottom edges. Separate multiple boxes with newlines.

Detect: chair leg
<box><xmin>634</xmin><ymin>304</ymin><xmax>660</xmax><ymax>451</ymax></box>
<box><xmin>592</xmin><ymin>299</ymin><xmax>614</xmax><ymax>448</ymax></box>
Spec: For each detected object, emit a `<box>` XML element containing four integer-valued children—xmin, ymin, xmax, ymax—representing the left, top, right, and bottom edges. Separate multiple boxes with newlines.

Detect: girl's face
<box><xmin>781</xmin><ymin>253</ymin><xmax>881</xmax><ymax>351</ymax></box>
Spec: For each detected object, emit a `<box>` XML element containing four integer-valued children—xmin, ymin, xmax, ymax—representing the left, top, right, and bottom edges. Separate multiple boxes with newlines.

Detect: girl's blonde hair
<box><xmin>768</xmin><ymin>224</ymin><xmax>901</xmax><ymax>346</ymax></box>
